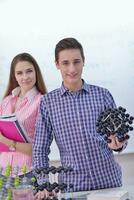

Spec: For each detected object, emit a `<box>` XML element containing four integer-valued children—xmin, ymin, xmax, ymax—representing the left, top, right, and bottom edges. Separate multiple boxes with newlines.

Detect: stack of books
<box><xmin>0</xmin><ymin>114</ymin><xmax>30</xmax><ymax>152</ymax></box>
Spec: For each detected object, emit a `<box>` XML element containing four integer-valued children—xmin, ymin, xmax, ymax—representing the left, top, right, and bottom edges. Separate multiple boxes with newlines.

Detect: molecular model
<box><xmin>96</xmin><ymin>106</ymin><xmax>134</xmax><ymax>143</ymax></box>
<box><xmin>33</xmin><ymin>165</ymin><xmax>74</xmax><ymax>200</ymax></box>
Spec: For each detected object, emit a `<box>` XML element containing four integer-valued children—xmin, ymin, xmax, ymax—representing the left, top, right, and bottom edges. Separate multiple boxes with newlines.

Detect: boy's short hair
<box><xmin>55</xmin><ymin>37</ymin><xmax>85</xmax><ymax>63</ymax></box>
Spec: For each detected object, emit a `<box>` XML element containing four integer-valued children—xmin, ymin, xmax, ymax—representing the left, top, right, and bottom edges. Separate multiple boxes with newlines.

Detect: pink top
<box><xmin>0</xmin><ymin>86</ymin><xmax>42</xmax><ymax>175</ymax></box>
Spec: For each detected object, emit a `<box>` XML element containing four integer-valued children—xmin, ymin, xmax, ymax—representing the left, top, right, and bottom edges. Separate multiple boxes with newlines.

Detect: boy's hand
<box><xmin>108</xmin><ymin>134</ymin><xmax>127</xmax><ymax>150</ymax></box>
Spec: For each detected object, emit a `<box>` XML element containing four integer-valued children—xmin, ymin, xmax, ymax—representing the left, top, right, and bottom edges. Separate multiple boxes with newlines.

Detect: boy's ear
<box><xmin>55</xmin><ymin>60</ymin><xmax>60</xmax><ymax>69</ymax></box>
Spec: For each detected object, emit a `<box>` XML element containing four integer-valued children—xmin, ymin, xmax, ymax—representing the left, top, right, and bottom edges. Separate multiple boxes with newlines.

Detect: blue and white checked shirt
<box><xmin>33</xmin><ymin>80</ymin><xmax>122</xmax><ymax>192</ymax></box>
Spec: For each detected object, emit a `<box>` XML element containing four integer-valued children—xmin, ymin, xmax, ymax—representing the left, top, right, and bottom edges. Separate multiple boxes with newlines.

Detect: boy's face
<box><xmin>55</xmin><ymin>49</ymin><xmax>84</xmax><ymax>91</ymax></box>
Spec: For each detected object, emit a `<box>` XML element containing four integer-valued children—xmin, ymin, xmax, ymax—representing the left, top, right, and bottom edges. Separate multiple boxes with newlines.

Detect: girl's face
<box><xmin>15</xmin><ymin>61</ymin><xmax>36</xmax><ymax>94</ymax></box>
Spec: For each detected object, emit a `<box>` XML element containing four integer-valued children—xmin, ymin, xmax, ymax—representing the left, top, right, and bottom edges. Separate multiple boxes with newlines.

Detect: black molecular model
<box><xmin>96</xmin><ymin>106</ymin><xmax>134</xmax><ymax>143</ymax></box>
<box><xmin>33</xmin><ymin>165</ymin><xmax>74</xmax><ymax>200</ymax></box>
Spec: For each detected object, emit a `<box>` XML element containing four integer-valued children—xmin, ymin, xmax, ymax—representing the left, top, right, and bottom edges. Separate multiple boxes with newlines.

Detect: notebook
<box><xmin>0</xmin><ymin>114</ymin><xmax>30</xmax><ymax>152</ymax></box>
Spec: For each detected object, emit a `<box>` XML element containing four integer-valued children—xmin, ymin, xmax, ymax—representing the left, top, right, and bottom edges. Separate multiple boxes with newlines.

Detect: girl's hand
<box><xmin>0</xmin><ymin>132</ymin><xmax>12</xmax><ymax>146</ymax></box>
<box><xmin>0</xmin><ymin>132</ymin><xmax>6</xmax><ymax>144</ymax></box>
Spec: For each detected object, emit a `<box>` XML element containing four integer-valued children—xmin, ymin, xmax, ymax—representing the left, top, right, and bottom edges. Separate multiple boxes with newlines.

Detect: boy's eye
<box><xmin>74</xmin><ymin>60</ymin><xmax>80</xmax><ymax>64</ymax></box>
<box><xmin>62</xmin><ymin>60</ymin><xmax>81</xmax><ymax>65</ymax></box>
<box><xmin>62</xmin><ymin>61</ymin><xmax>69</xmax><ymax>65</ymax></box>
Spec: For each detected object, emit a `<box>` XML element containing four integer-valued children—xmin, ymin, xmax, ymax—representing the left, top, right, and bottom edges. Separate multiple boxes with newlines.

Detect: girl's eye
<box><xmin>16</xmin><ymin>72</ymin><xmax>22</xmax><ymax>75</ymax></box>
<box><xmin>26</xmin><ymin>69</ymin><xmax>33</xmax><ymax>73</ymax></box>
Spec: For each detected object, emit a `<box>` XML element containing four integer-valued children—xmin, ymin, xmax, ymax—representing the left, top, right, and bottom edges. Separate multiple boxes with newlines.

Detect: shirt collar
<box><xmin>12</xmin><ymin>86</ymin><xmax>39</xmax><ymax>101</ymax></box>
<box><xmin>60</xmin><ymin>79</ymin><xmax>89</xmax><ymax>96</ymax></box>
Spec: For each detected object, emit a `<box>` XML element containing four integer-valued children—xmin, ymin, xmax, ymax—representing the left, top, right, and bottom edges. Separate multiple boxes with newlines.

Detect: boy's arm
<box><xmin>33</xmin><ymin>95</ymin><xmax>53</xmax><ymax>184</ymax></box>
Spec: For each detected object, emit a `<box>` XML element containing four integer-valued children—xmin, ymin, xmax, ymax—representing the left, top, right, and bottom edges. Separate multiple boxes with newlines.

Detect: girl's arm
<box><xmin>0</xmin><ymin>132</ymin><xmax>32</xmax><ymax>156</ymax></box>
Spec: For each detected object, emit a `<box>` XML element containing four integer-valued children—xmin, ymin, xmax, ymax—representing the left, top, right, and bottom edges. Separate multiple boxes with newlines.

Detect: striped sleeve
<box><xmin>104</xmin><ymin>89</ymin><xmax>116</xmax><ymax>109</ymax></box>
<box><xmin>33</xmin><ymin>95</ymin><xmax>53</xmax><ymax>168</ymax></box>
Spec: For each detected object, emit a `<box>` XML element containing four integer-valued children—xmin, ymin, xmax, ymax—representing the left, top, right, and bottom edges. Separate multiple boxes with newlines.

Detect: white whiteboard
<box><xmin>0</xmin><ymin>0</ymin><xmax>134</xmax><ymax>160</ymax></box>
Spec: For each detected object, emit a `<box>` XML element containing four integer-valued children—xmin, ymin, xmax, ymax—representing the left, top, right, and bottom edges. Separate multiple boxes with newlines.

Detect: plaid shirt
<box><xmin>33</xmin><ymin>80</ymin><xmax>122</xmax><ymax>192</ymax></box>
